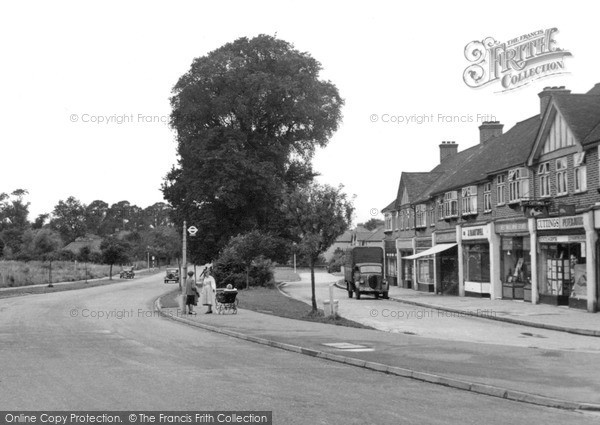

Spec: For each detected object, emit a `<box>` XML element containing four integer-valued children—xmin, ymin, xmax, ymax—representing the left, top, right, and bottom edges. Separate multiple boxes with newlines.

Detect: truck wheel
<box><xmin>383</xmin><ymin>291</ymin><xmax>389</xmax><ymax>299</ymax></box>
<box><xmin>374</xmin><ymin>292</ymin><xmax>379</xmax><ymax>299</ymax></box>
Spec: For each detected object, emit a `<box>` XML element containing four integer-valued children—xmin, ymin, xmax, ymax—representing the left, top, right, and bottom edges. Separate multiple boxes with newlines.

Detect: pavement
<box><xmin>384</xmin><ymin>285</ymin><xmax>600</xmax><ymax>337</ymax></box>
<box><xmin>157</xmin><ymin>287</ymin><xmax>600</xmax><ymax>412</ymax></box>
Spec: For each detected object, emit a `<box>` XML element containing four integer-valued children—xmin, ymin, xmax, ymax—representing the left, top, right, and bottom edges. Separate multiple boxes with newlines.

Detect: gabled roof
<box><xmin>365</xmin><ymin>226</ymin><xmax>385</xmax><ymax>241</ymax></box>
<box><xmin>553</xmin><ymin>95</ymin><xmax>600</xmax><ymax>146</ymax></box>
<box><xmin>397</xmin><ymin>172</ymin><xmax>442</xmax><ymax>207</ymax></box>
<box><xmin>381</xmin><ymin>199</ymin><xmax>396</xmax><ymax>213</ymax></box>
<box><xmin>528</xmin><ymin>93</ymin><xmax>600</xmax><ymax>164</ymax></box>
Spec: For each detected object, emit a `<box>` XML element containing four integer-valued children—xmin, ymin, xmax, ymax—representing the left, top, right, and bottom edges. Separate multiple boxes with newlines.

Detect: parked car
<box><xmin>164</xmin><ymin>268</ymin><xmax>179</xmax><ymax>284</ymax></box>
<box><xmin>344</xmin><ymin>246</ymin><xmax>388</xmax><ymax>299</ymax></box>
<box><xmin>119</xmin><ymin>267</ymin><xmax>135</xmax><ymax>279</ymax></box>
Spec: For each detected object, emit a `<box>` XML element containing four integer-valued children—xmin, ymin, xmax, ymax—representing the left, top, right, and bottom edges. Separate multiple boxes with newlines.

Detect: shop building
<box><xmin>381</xmin><ymin>83</ymin><xmax>600</xmax><ymax>312</ymax></box>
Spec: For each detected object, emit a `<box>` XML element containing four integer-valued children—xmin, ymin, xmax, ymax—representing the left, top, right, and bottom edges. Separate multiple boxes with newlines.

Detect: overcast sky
<box><xmin>1</xmin><ymin>1</ymin><xmax>597</xmax><ymax>225</ymax></box>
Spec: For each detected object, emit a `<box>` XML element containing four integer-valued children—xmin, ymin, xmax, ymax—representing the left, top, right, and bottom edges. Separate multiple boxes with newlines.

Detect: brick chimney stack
<box><xmin>479</xmin><ymin>121</ymin><xmax>503</xmax><ymax>144</ymax></box>
<box><xmin>538</xmin><ymin>86</ymin><xmax>571</xmax><ymax>118</ymax></box>
<box><xmin>439</xmin><ymin>141</ymin><xmax>458</xmax><ymax>163</ymax></box>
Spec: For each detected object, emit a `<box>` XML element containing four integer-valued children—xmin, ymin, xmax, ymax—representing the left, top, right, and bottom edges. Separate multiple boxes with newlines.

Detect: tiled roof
<box><xmin>397</xmin><ymin>172</ymin><xmax>442</xmax><ymax>207</ymax></box>
<box><xmin>365</xmin><ymin>226</ymin><xmax>385</xmax><ymax>241</ymax></box>
<box><xmin>552</xmin><ymin>94</ymin><xmax>600</xmax><ymax>146</ymax></box>
<box><xmin>381</xmin><ymin>199</ymin><xmax>396</xmax><ymax>213</ymax></box>
<box><xmin>415</xmin><ymin>115</ymin><xmax>541</xmax><ymax>201</ymax></box>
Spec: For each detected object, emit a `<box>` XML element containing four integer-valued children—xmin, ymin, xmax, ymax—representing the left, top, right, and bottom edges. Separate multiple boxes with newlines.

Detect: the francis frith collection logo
<box><xmin>463</xmin><ymin>28</ymin><xmax>572</xmax><ymax>92</ymax></box>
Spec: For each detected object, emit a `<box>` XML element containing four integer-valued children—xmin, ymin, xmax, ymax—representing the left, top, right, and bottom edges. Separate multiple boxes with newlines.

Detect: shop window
<box><xmin>443</xmin><ymin>191</ymin><xmax>458</xmax><ymax>218</ymax></box>
<box><xmin>555</xmin><ymin>158</ymin><xmax>568</xmax><ymax>196</ymax></box>
<box><xmin>538</xmin><ymin>242</ymin><xmax>586</xmax><ymax>301</ymax></box>
<box><xmin>386</xmin><ymin>253</ymin><xmax>397</xmax><ymax>278</ymax></box>
<box><xmin>463</xmin><ymin>244</ymin><xmax>490</xmax><ymax>283</ymax></box>
<box><xmin>415</xmin><ymin>204</ymin><xmax>427</xmax><ymax>228</ymax></box>
<box><xmin>574</xmin><ymin>152</ymin><xmax>586</xmax><ymax>193</ymax></box>
<box><xmin>496</xmin><ymin>174</ymin><xmax>506</xmax><ymax>206</ymax></box>
<box><xmin>501</xmin><ymin>237</ymin><xmax>531</xmax><ymax>285</ymax></box>
<box><xmin>417</xmin><ymin>258</ymin><xmax>434</xmax><ymax>284</ymax></box>
<box><xmin>483</xmin><ymin>183</ymin><xmax>492</xmax><ymax>213</ymax></box>
<box><xmin>508</xmin><ymin>167</ymin><xmax>529</xmax><ymax>204</ymax></box>
<box><xmin>461</xmin><ymin>185</ymin><xmax>478</xmax><ymax>216</ymax></box>
<box><xmin>538</xmin><ymin>162</ymin><xmax>550</xmax><ymax>197</ymax></box>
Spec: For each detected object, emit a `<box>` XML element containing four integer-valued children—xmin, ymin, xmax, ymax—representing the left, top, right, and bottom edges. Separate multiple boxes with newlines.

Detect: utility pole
<box><xmin>181</xmin><ymin>220</ymin><xmax>187</xmax><ymax>292</ymax></box>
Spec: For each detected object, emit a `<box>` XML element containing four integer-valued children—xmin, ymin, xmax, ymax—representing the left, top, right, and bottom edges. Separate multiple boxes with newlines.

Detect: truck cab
<box><xmin>344</xmin><ymin>247</ymin><xmax>389</xmax><ymax>299</ymax></box>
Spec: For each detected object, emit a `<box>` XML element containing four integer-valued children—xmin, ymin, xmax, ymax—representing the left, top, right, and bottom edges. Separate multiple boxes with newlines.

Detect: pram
<box><xmin>215</xmin><ymin>289</ymin><xmax>239</xmax><ymax>314</ymax></box>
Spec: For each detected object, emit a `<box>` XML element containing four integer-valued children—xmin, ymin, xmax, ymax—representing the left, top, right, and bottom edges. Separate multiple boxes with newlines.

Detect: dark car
<box><xmin>164</xmin><ymin>268</ymin><xmax>179</xmax><ymax>284</ymax></box>
<box><xmin>119</xmin><ymin>267</ymin><xmax>135</xmax><ymax>279</ymax></box>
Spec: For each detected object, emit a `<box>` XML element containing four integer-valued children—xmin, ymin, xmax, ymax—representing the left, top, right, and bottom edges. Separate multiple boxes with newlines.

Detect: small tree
<box><xmin>78</xmin><ymin>246</ymin><xmax>91</xmax><ymax>282</ymax></box>
<box><xmin>32</xmin><ymin>228</ymin><xmax>63</xmax><ymax>287</ymax></box>
<box><xmin>283</xmin><ymin>183</ymin><xmax>354</xmax><ymax>312</ymax></box>
<box><xmin>100</xmin><ymin>237</ymin><xmax>130</xmax><ymax>280</ymax></box>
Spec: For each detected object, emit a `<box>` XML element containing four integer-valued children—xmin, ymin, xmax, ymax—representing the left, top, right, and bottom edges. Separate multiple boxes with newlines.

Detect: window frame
<box><xmin>555</xmin><ymin>158</ymin><xmax>568</xmax><ymax>196</ymax></box>
<box><xmin>496</xmin><ymin>174</ymin><xmax>506</xmax><ymax>206</ymax></box>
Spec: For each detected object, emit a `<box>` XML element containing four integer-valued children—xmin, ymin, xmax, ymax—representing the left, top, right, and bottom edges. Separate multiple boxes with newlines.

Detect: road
<box><xmin>280</xmin><ymin>271</ymin><xmax>600</xmax><ymax>352</ymax></box>
<box><xmin>0</xmin><ymin>272</ymin><xmax>598</xmax><ymax>424</ymax></box>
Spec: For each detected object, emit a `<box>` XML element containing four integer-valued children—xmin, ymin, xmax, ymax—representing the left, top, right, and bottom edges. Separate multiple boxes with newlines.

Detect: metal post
<box><xmin>294</xmin><ymin>253</ymin><xmax>296</xmax><ymax>274</ymax></box>
<box><xmin>182</xmin><ymin>220</ymin><xmax>187</xmax><ymax>288</ymax></box>
<box><xmin>147</xmin><ymin>250</ymin><xmax>150</xmax><ymax>270</ymax></box>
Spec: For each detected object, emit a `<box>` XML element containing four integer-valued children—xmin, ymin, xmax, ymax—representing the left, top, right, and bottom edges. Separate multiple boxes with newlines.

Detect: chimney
<box><xmin>479</xmin><ymin>121</ymin><xmax>503</xmax><ymax>144</ymax></box>
<box><xmin>538</xmin><ymin>86</ymin><xmax>571</xmax><ymax>118</ymax></box>
<box><xmin>439</xmin><ymin>141</ymin><xmax>458</xmax><ymax>163</ymax></box>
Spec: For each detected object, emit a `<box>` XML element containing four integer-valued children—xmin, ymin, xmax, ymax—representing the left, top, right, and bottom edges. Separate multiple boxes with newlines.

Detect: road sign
<box><xmin>187</xmin><ymin>226</ymin><xmax>198</xmax><ymax>236</ymax></box>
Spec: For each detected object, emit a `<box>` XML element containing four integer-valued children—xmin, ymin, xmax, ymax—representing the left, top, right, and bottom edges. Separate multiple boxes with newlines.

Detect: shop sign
<box><xmin>416</xmin><ymin>238</ymin><xmax>432</xmax><ymax>248</ymax></box>
<box><xmin>462</xmin><ymin>225</ymin><xmax>489</xmax><ymax>240</ymax></box>
<box><xmin>496</xmin><ymin>221</ymin><xmax>528</xmax><ymax>234</ymax></box>
<box><xmin>536</xmin><ymin>215</ymin><xmax>584</xmax><ymax>230</ymax></box>
<box><xmin>395</xmin><ymin>239</ymin><xmax>413</xmax><ymax>249</ymax></box>
<box><xmin>538</xmin><ymin>235</ymin><xmax>586</xmax><ymax>243</ymax></box>
<box><xmin>435</xmin><ymin>232</ymin><xmax>457</xmax><ymax>243</ymax></box>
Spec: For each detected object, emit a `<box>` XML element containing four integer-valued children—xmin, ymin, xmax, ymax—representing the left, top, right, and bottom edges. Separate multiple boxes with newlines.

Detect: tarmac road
<box><xmin>1</xmin><ymin>272</ymin><xmax>598</xmax><ymax>424</ymax></box>
<box><xmin>280</xmin><ymin>271</ymin><xmax>600</xmax><ymax>353</ymax></box>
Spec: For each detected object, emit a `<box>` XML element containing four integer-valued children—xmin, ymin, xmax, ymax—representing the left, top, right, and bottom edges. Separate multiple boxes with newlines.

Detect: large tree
<box><xmin>0</xmin><ymin>189</ymin><xmax>31</xmax><ymax>257</ymax></box>
<box><xmin>282</xmin><ymin>183</ymin><xmax>354</xmax><ymax>312</ymax></box>
<box><xmin>50</xmin><ymin>196</ymin><xmax>86</xmax><ymax>244</ymax></box>
<box><xmin>163</xmin><ymin>34</ymin><xmax>344</xmax><ymax>262</ymax></box>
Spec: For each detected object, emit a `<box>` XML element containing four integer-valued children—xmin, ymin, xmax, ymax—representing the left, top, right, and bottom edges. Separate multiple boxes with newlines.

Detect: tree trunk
<box><xmin>109</xmin><ymin>264</ymin><xmax>113</xmax><ymax>280</ymax></box>
<box><xmin>246</xmin><ymin>267</ymin><xmax>250</xmax><ymax>289</ymax></box>
<box><xmin>310</xmin><ymin>258</ymin><xmax>317</xmax><ymax>312</ymax></box>
<box><xmin>47</xmin><ymin>261</ymin><xmax>53</xmax><ymax>288</ymax></box>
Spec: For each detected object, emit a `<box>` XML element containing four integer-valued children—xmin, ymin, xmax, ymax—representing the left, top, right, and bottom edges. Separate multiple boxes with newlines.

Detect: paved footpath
<box><xmin>385</xmin><ymin>286</ymin><xmax>600</xmax><ymax>337</ymax></box>
<box><xmin>158</xmin><ymin>294</ymin><xmax>600</xmax><ymax>411</ymax></box>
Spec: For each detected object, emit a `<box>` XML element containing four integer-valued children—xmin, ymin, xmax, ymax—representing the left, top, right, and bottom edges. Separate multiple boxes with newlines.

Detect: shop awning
<box><xmin>401</xmin><ymin>243</ymin><xmax>457</xmax><ymax>260</ymax></box>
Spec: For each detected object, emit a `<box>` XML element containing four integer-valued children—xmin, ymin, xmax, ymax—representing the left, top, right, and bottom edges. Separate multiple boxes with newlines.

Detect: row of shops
<box><xmin>385</xmin><ymin>211</ymin><xmax>598</xmax><ymax>312</ymax></box>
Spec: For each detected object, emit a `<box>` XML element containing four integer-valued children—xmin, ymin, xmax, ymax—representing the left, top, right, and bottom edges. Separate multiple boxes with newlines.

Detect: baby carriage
<box><xmin>215</xmin><ymin>288</ymin><xmax>239</xmax><ymax>314</ymax></box>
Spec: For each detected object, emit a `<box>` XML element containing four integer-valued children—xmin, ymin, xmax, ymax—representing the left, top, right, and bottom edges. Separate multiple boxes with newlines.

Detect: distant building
<box><xmin>63</xmin><ymin>234</ymin><xmax>102</xmax><ymax>255</ymax></box>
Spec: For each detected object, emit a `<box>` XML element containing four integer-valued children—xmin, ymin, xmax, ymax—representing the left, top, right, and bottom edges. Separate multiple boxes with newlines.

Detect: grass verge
<box><xmin>160</xmin><ymin>285</ymin><xmax>373</xmax><ymax>329</ymax></box>
<box><xmin>0</xmin><ymin>269</ymin><xmax>161</xmax><ymax>299</ymax></box>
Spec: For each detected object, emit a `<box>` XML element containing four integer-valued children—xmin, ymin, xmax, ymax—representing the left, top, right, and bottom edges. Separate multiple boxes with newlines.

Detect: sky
<box><xmin>0</xmin><ymin>0</ymin><xmax>598</xmax><ymax>226</ymax></box>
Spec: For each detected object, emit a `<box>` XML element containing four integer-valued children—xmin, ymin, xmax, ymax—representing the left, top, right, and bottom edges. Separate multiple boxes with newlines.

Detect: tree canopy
<box><xmin>163</xmin><ymin>34</ymin><xmax>344</xmax><ymax>262</ymax></box>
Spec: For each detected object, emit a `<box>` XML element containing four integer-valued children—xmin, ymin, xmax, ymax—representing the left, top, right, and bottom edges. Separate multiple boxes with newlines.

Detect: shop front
<box><xmin>496</xmin><ymin>220</ymin><xmax>532</xmax><ymax>301</ymax></box>
<box><xmin>414</xmin><ymin>238</ymin><xmax>433</xmax><ymax>292</ymax></box>
<box><xmin>536</xmin><ymin>215</ymin><xmax>587</xmax><ymax>309</ymax></box>
<box><xmin>461</xmin><ymin>224</ymin><xmax>491</xmax><ymax>298</ymax></box>
<box><xmin>435</xmin><ymin>231</ymin><xmax>459</xmax><ymax>295</ymax></box>
<box><xmin>396</xmin><ymin>239</ymin><xmax>414</xmax><ymax>289</ymax></box>
<box><xmin>384</xmin><ymin>239</ymin><xmax>398</xmax><ymax>286</ymax></box>
<box><xmin>402</xmin><ymin>242</ymin><xmax>458</xmax><ymax>294</ymax></box>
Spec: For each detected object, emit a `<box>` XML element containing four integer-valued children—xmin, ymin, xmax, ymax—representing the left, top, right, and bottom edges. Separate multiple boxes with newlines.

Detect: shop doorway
<box><xmin>439</xmin><ymin>246</ymin><xmax>458</xmax><ymax>295</ymax></box>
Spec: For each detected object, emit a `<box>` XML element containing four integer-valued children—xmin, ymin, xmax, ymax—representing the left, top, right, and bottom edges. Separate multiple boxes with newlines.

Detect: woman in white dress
<box><xmin>200</xmin><ymin>267</ymin><xmax>217</xmax><ymax>314</ymax></box>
